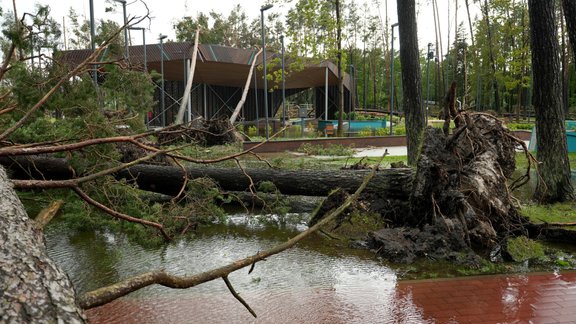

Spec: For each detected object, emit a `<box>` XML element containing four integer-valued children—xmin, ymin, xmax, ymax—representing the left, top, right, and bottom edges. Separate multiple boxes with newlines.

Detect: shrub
<box><xmin>506</xmin><ymin>236</ymin><xmax>545</xmax><ymax>262</ymax></box>
<box><xmin>506</xmin><ymin>123</ymin><xmax>535</xmax><ymax>131</ymax></box>
<box><xmin>393</xmin><ymin>124</ymin><xmax>406</xmax><ymax>135</ymax></box>
<box><xmin>375</xmin><ymin>127</ymin><xmax>388</xmax><ymax>136</ymax></box>
<box><xmin>358</xmin><ymin>127</ymin><xmax>373</xmax><ymax>137</ymax></box>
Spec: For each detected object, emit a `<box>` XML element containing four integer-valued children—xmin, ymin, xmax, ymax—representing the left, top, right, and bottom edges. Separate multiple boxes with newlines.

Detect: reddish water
<box><xmin>87</xmin><ymin>271</ymin><xmax>576</xmax><ymax>323</ymax></box>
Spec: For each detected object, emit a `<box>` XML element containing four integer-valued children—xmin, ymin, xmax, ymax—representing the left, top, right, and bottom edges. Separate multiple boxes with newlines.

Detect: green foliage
<box><xmin>100</xmin><ymin>65</ymin><xmax>155</xmax><ymax>118</ymax></box>
<box><xmin>393</xmin><ymin>124</ymin><xmax>407</xmax><ymax>136</ymax></box>
<box><xmin>297</xmin><ymin>143</ymin><xmax>354</xmax><ymax>156</ymax></box>
<box><xmin>258</xmin><ymin>181</ymin><xmax>278</xmax><ymax>193</ymax></box>
<box><xmin>506</xmin><ymin>123</ymin><xmax>534</xmax><ymax>130</ymax></box>
<box><xmin>506</xmin><ymin>236</ymin><xmax>545</xmax><ymax>262</ymax></box>
<box><xmin>247</xmin><ymin>126</ymin><xmax>258</xmax><ymax>137</ymax></box>
<box><xmin>291</xmin><ymin>124</ymin><xmax>302</xmax><ymax>135</ymax></box>
<box><xmin>173</xmin><ymin>5</ymin><xmax>268</xmax><ymax>48</ymax></box>
<box><xmin>520</xmin><ymin>202</ymin><xmax>576</xmax><ymax>225</ymax></box>
<box><xmin>334</xmin><ymin>111</ymin><xmax>348</xmax><ymax>120</ymax></box>
<box><xmin>358</xmin><ymin>127</ymin><xmax>372</xmax><ymax>137</ymax></box>
<box><xmin>375</xmin><ymin>127</ymin><xmax>387</xmax><ymax>136</ymax></box>
<box><xmin>66</xmin><ymin>9</ymin><xmax>124</xmax><ymax>51</ymax></box>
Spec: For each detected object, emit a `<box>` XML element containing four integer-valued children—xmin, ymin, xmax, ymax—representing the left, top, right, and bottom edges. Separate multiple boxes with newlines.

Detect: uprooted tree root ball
<box><xmin>367</xmin><ymin>112</ymin><xmax>532</xmax><ymax>263</ymax></box>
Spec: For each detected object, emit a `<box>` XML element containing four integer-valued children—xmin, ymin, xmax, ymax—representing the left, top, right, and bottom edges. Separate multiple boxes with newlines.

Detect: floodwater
<box><xmin>44</xmin><ymin>211</ymin><xmax>576</xmax><ymax>323</ymax></box>
<box><xmin>45</xmin><ymin>214</ymin><xmax>421</xmax><ymax>323</ymax></box>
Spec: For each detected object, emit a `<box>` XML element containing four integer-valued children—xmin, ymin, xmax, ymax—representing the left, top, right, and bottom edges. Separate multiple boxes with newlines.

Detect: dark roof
<box><xmin>56</xmin><ymin>42</ymin><xmax>351</xmax><ymax>90</ymax></box>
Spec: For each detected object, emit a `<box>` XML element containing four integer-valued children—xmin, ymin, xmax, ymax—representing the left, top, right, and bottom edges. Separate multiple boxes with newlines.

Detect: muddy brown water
<box><xmin>44</xmin><ymin>214</ymin><xmax>438</xmax><ymax>323</ymax></box>
<box><xmin>43</xmin><ymin>170</ymin><xmax>576</xmax><ymax>323</ymax></box>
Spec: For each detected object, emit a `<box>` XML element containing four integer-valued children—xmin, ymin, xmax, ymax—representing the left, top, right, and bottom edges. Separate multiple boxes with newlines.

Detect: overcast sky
<box><xmin>1</xmin><ymin>0</ymin><xmax>480</xmax><ymax>56</ymax></box>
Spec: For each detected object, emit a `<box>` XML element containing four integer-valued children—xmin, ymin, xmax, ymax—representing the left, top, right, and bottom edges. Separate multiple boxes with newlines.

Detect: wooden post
<box><xmin>175</xmin><ymin>29</ymin><xmax>200</xmax><ymax>125</ymax></box>
<box><xmin>230</xmin><ymin>48</ymin><xmax>263</xmax><ymax>124</ymax></box>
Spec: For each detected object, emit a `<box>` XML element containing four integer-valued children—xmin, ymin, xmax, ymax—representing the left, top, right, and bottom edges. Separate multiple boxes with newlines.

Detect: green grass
<box><xmin>515</xmin><ymin>152</ymin><xmax>576</xmax><ymax>169</ymax></box>
<box><xmin>297</xmin><ymin>143</ymin><xmax>355</xmax><ymax>156</ymax></box>
<box><xmin>520</xmin><ymin>202</ymin><xmax>576</xmax><ymax>224</ymax></box>
<box><xmin>506</xmin><ymin>123</ymin><xmax>535</xmax><ymax>131</ymax></box>
<box><xmin>506</xmin><ymin>236</ymin><xmax>546</xmax><ymax>262</ymax></box>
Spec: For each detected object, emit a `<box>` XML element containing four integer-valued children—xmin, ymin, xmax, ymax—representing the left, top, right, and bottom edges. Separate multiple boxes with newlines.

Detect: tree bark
<box><xmin>336</xmin><ymin>0</ymin><xmax>345</xmax><ymax>136</ymax></box>
<box><xmin>0</xmin><ymin>166</ymin><xmax>85</xmax><ymax>322</ymax></box>
<box><xmin>117</xmin><ymin>165</ymin><xmax>414</xmax><ymax>199</ymax></box>
<box><xmin>1</xmin><ymin>155</ymin><xmax>414</xmax><ymax>199</ymax></box>
<box><xmin>482</xmin><ymin>0</ymin><xmax>502</xmax><ymax>113</ymax></box>
<box><xmin>397</xmin><ymin>0</ymin><xmax>425</xmax><ymax>166</ymax></box>
<box><xmin>528</xmin><ymin>0</ymin><xmax>575</xmax><ymax>202</ymax></box>
<box><xmin>563</xmin><ymin>0</ymin><xmax>576</xmax><ymax>61</ymax></box>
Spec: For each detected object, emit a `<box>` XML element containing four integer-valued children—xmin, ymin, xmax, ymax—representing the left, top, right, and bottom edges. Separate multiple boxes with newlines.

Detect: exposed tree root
<box><xmin>369</xmin><ymin>109</ymin><xmax>534</xmax><ymax>263</ymax></box>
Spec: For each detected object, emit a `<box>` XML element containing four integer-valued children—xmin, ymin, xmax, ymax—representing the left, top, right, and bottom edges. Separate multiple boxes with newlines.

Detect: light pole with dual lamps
<box><xmin>128</xmin><ymin>27</ymin><xmax>147</xmax><ymax>72</ymax></box>
<box><xmin>426</xmin><ymin>42</ymin><xmax>434</xmax><ymax>125</ymax></box>
<box><xmin>280</xmin><ymin>34</ymin><xmax>286</xmax><ymax>127</ymax></box>
<box><xmin>159</xmin><ymin>34</ymin><xmax>167</xmax><ymax>127</ymax></box>
<box><xmin>111</xmin><ymin>0</ymin><xmax>129</xmax><ymax>59</ymax></box>
<box><xmin>389</xmin><ymin>22</ymin><xmax>399</xmax><ymax>136</ymax></box>
<box><xmin>260</xmin><ymin>3</ymin><xmax>273</xmax><ymax>139</ymax></box>
<box><xmin>89</xmin><ymin>0</ymin><xmax>97</xmax><ymax>85</ymax></box>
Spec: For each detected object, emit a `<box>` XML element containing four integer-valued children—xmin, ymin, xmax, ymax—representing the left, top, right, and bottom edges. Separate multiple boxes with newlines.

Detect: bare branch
<box><xmin>0</xmin><ymin>105</ymin><xmax>16</xmax><ymax>116</ymax></box>
<box><xmin>0</xmin><ymin>43</ymin><xmax>16</xmax><ymax>81</ymax></box>
<box><xmin>223</xmin><ymin>276</ymin><xmax>257</xmax><ymax>318</ymax></box>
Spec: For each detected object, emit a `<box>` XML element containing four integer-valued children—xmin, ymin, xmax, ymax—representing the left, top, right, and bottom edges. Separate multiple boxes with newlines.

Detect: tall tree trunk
<box><xmin>563</xmin><ymin>0</ymin><xmax>576</xmax><ymax>113</ymax></box>
<box><xmin>528</xmin><ymin>0</ymin><xmax>575</xmax><ymax>202</ymax></box>
<box><xmin>397</xmin><ymin>0</ymin><xmax>425</xmax><ymax>166</ymax></box>
<box><xmin>336</xmin><ymin>0</ymin><xmax>344</xmax><ymax>136</ymax></box>
<box><xmin>432</xmin><ymin>0</ymin><xmax>445</xmax><ymax>97</ymax></box>
<box><xmin>561</xmin><ymin>3</ymin><xmax>570</xmax><ymax>115</ymax></box>
<box><xmin>482</xmin><ymin>0</ymin><xmax>502</xmax><ymax>113</ymax></box>
<box><xmin>563</xmin><ymin>0</ymin><xmax>576</xmax><ymax>59</ymax></box>
<box><xmin>0</xmin><ymin>166</ymin><xmax>85</xmax><ymax>322</ymax></box>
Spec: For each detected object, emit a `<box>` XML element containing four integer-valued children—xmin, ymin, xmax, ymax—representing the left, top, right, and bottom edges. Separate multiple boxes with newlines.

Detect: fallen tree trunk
<box><xmin>116</xmin><ymin>165</ymin><xmax>414</xmax><ymax>198</ymax></box>
<box><xmin>1</xmin><ymin>155</ymin><xmax>414</xmax><ymax>200</ymax></box>
<box><xmin>0</xmin><ymin>166</ymin><xmax>85</xmax><ymax>322</ymax></box>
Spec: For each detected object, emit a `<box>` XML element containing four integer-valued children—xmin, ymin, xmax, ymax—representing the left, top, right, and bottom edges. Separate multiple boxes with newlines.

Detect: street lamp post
<box><xmin>260</xmin><ymin>3</ymin><xmax>273</xmax><ymax>139</ymax></box>
<box><xmin>129</xmin><ymin>27</ymin><xmax>146</xmax><ymax>72</ymax></box>
<box><xmin>426</xmin><ymin>42</ymin><xmax>434</xmax><ymax>125</ymax></box>
<box><xmin>89</xmin><ymin>0</ymin><xmax>97</xmax><ymax>85</ymax></box>
<box><xmin>280</xmin><ymin>35</ymin><xmax>286</xmax><ymax>127</ymax></box>
<box><xmin>112</xmin><ymin>0</ymin><xmax>128</xmax><ymax>60</ymax></box>
<box><xmin>389</xmin><ymin>22</ymin><xmax>399</xmax><ymax>136</ymax></box>
<box><xmin>159</xmin><ymin>34</ymin><xmax>167</xmax><ymax>127</ymax></box>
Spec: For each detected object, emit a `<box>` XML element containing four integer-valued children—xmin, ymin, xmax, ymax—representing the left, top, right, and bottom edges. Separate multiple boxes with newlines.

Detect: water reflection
<box><xmin>46</xmin><ymin>215</ymin><xmax>429</xmax><ymax>323</ymax></box>
<box><xmin>45</xmin><ymin>214</ymin><xmax>576</xmax><ymax>323</ymax></box>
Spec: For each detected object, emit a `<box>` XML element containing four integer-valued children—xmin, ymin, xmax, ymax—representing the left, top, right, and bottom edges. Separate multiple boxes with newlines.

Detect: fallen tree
<box><xmin>367</xmin><ymin>104</ymin><xmax>533</xmax><ymax>263</ymax></box>
<box><xmin>1</xmin><ymin>155</ymin><xmax>413</xmax><ymax>201</ymax></box>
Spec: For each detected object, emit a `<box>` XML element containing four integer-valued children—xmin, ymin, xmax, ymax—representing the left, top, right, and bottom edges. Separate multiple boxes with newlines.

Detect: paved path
<box><xmin>397</xmin><ymin>271</ymin><xmax>576</xmax><ymax>323</ymax></box>
<box><xmin>354</xmin><ymin>141</ymin><xmax>532</xmax><ymax>157</ymax></box>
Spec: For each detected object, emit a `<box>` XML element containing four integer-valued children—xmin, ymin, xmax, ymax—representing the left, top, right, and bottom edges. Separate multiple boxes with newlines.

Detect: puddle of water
<box><xmin>46</xmin><ymin>216</ymin><xmax>431</xmax><ymax>323</ymax></box>
<box><xmin>44</xmin><ymin>209</ymin><xmax>576</xmax><ymax>323</ymax></box>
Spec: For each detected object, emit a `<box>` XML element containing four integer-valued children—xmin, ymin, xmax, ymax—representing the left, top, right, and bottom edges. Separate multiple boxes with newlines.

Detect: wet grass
<box><xmin>520</xmin><ymin>202</ymin><xmax>576</xmax><ymax>225</ymax></box>
<box><xmin>515</xmin><ymin>152</ymin><xmax>576</xmax><ymax>169</ymax></box>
